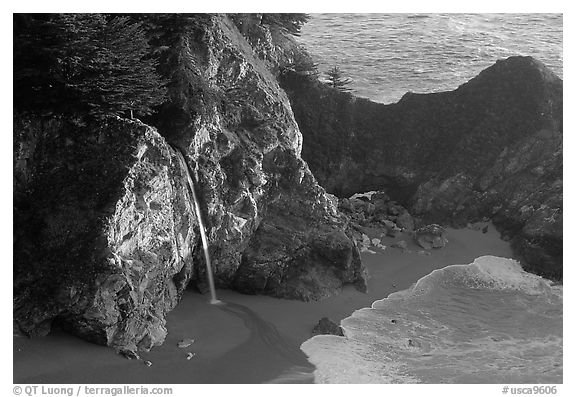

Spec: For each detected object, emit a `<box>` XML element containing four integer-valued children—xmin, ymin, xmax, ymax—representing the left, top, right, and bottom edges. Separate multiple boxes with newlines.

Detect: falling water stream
<box><xmin>174</xmin><ymin>148</ymin><xmax>219</xmax><ymax>304</ymax></box>
<box><xmin>172</xmin><ymin>146</ymin><xmax>314</xmax><ymax>382</ymax></box>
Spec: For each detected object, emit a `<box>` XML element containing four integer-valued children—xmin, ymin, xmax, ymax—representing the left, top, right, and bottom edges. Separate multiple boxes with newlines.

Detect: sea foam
<box><xmin>301</xmin><ymin>256</ymin><xmax>562</xmax><ymax>383</ymax></box>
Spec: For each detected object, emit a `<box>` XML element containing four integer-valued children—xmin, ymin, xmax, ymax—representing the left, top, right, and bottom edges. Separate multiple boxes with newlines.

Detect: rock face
<box><xmin>154</xmin><ymin>16</ymin><xmax>366</xmax><ymax>300</ymax></box>
<box><xmin>13</xmin><ymin>117</ymin><xmax>196</xmax><ymax>351</ymax></box>
<box><xmin>13</xmin><ymin>16</ymin><xmax>366</xmax><ymax>352</ymax></box>
<box><xmin>338</xmin><ymin>191</ymin><xmax>414</xmax><ymax>231</ymax></box>
<box><xmin>281</xmin><ymin>56</ymin><xmax>562</xmax><ymax>279</ymax></box>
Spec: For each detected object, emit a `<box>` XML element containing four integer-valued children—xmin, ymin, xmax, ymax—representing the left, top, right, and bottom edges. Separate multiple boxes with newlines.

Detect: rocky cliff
<box><xmin>13</xmin><ymin>15</ymin><xmax>365</xmax><ymax>353</ymax></box>
<box><xmin>14</xmin><ymin>14</ymin><xmax>562</xmax><ymax>356</ymax></box>
<box><xmin>281</xmin><ymin>56</ymin><xmax>562</xmax><ymax>280</ymax></box>
<box><xmin>14</xmin><ymin>117</ymin><xmax>197</xmax><ymax>351</ymax></box>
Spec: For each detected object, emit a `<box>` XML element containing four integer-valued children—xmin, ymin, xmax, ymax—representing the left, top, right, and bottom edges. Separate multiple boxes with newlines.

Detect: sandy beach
<box><xmin>14</xmin><ymin>223</ymin><xmax>513</xmax><ymax>384</ymax></box>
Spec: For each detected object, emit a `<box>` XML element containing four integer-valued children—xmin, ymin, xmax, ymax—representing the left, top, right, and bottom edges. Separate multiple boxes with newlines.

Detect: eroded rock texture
<box><xmin>152</xmin><ymin>16</ymin><xmax>366</xmax><ymax>299</ymax></box>
<box><xmin>14</xmin><ymin>117</ymin><xmax>196</xmax><ymax>351</ymax></box>
<box><xmin>282</xmin><ymin>56</ymin><xmax>562</xmax><ymax>279</ymax></box>
<box><xmin>13</xmin><ymin>15</ymin><xmax>365</xmax><ymax>352</ymax></box>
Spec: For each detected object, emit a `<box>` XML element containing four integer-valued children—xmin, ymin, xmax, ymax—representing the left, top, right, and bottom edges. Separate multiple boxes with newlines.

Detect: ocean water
<box><xmin>301</xmin><ymin>256</ymin><xmax>562</xmax><ymax>383</ymax></box>
<box><xmin>298</xmin><ymin>14</ymin><xmax>563</xmax><ymax>103</ymax></box>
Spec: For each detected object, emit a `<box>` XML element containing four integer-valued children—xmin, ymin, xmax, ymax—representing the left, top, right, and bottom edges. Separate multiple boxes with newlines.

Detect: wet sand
<box><xmin>14</xmin><ymin>223</ymin><xmax>513</xmax><ymax>384</ymax></box>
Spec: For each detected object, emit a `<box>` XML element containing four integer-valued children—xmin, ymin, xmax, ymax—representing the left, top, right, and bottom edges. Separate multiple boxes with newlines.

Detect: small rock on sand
<box><xmin>368</xmin><ymin>237</ymin><xmax>386</xmax><ymax>250</ymax></box>
<box><xmin>414</xmin><ymin>224</ymin><xmax>448</xmax><ymax>250</ymax></box>
<box><xmin>177</xmin><ymin>338</ymin><xmax>195</xmax><ymax>348</ymax></box>
<box><xmin>312</xmin><ymin>317</ymin><xmax>345</xmax><ymax>336</ymax></box>
<box><xmin>391</xmin><ymin>240</ymin><xmax>408</xmax><ymax>250</ymax></box>
<box><xmin>120</xmin><ymin>350</ymin><xmax>140</xmax><ymax>360</ymax></box>
<box><xmin>360</xmin><ymin>245</ymin><xmax>376</xmax><ymax>254</ymax></box>
<box><xmin>467</xmin><ymin>222</ymin><xmax>482</xmax><ymax>231</ymax></box>
<box><xmin>361</xmin><ymin>233</ymin><xmax>371</xmax><ymax>245</ymax></box>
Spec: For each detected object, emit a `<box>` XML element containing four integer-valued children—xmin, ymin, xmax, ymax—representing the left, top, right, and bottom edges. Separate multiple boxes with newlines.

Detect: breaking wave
<box><xmin>301</xmin><ymin>256</ymin><xmax>562</xmax><ymax>383</ymax></box>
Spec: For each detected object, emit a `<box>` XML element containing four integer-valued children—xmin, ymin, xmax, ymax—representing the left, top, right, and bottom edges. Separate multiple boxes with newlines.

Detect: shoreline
<box><xmin>14</xmin><ymin>223</ymin><xmax>514</xmax><ymax>384</ymax></box>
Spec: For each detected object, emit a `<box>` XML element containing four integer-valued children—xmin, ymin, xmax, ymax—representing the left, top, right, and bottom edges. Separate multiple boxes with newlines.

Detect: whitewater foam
<box><xmin>301</xmin><ymin>256</ymin><xmax>562</xmax><ymax>383</ymax></box>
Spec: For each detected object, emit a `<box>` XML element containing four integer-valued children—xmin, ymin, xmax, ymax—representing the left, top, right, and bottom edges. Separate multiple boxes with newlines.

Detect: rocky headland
<box><xmin>281</xmin><ymin>54</ymin><xmax>562</xmax><ymax>280</ymax></box>
<box><xmin>13</xmin><ymin>14</ymin><xmax>562</xmax><ymax>356</ymax></box>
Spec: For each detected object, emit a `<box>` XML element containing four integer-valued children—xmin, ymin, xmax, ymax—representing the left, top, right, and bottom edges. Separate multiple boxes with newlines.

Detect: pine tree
<box><xmin>325</xmin><ymin>66</ymin><xmax>352</xmax><ymax>91</ymax></box>
<box><xmin>76</xmin><ymin>16</ymin><xmax>168</xmax><ymax>118</ymax></box>
<box><xmin>14</xmin><ymin>14</ymin><xmax>168</xmax><ymax>119</ymax></box>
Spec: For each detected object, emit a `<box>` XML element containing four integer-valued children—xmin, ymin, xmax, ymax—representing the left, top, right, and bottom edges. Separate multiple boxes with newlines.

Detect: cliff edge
<box><xmin>281</xmin><ymin>55</ymin><xmax>562</xmax><ymax>279</ymax></box>
<box><xmin>13</xmin><ymin>15</ymin><xmax>366</xmax><ymax>353</ymax></box>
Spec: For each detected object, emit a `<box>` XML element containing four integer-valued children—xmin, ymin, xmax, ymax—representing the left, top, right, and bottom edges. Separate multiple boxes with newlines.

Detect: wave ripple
<box><xmin>301</xmin><ymin>256</ymin><xmax>562</xmax><ymax>384</ymax></box>
<box><xmin>299</xmin><ymin>14</ymin><xmax>563</xmax><ymax>104</ymax></box>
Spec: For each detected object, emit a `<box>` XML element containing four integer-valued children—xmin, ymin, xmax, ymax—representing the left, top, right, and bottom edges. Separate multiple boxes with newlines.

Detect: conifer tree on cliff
<box><xmin>261</xmin><ymin>14</ymin><xmax>310</xmax><ymax>36</ymax></box>
<box><xmin>14</xmin><ymin>14</ymin><xmax>167</xmax><ymax>119</ymax></box>
<box><xmin>325</xmin><ymin>66</ymin><xmax>352</xmax><ymax>92</ymax></box>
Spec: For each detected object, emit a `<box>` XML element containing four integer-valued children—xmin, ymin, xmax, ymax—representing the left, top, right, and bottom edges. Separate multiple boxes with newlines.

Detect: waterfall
<box><xmin>172</xmin><ymin>146</ymin><xmax>314</xmax><ymax>382</ymax></box>
<box><xmin>174</xmin><ymin>147</ymin><xmax>220</xmax><ymax>304</ymax></box>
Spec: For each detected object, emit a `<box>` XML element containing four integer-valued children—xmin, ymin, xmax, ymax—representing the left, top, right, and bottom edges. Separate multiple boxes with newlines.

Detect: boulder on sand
<box><xmin>312</xmin><ymin>317</ymin><xmax>344</xmax><ymax>336</ymax></box>
<box><xmin>414</xmin><ymin>224</ymin><xmax>448</xmax><ymax>250</ymax></box>
<box><xmin>391</xmin><ymin>240</ymin><xmax>408</xmax><ymax>250</ymax></box>
<box><xmin>396</xmin><ymin>212</ymin><xmax>414</xmax><ymax>231</ymax></box>
<box><xmin>383</xmin><ymin>221</ymin><xmax>402</xmax><ymax>237</ymax></box>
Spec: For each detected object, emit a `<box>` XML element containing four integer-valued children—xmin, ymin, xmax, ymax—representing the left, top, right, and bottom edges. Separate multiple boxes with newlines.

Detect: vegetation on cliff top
<box><xmin>231</xmin><ymin>13</ymin><xmax>310</xmax><ymax>36</ymax></box>
<box><xmin>13</xmin><ymin>13</ymin><xmax>311</xmax><ymax>125</ymax></box>
<box><xmin>14</xmin><ymin>14</ymin><xmax>169</xmax><ymax>119</ymax></box>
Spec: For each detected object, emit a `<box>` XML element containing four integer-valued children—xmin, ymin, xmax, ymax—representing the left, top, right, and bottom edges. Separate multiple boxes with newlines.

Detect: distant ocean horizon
<box><xmin>298</xmin><ymin>13</ymin><xmax>563</xmax><ymax>104</ymax></box>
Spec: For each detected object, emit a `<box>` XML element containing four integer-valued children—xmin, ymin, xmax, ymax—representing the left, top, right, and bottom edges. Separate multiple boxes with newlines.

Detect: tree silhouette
<box><xmin>231</xmin><ymin>13</ymin><xmax>310</xmax><ymax>37</ymax></box>
<box><xmin>325</xmin><ymin>66</ymin><xmax>352</xmax><ymax>92</ymax></box>
<box><xmin>261</xmin><ymin>14</ymin><xmax>310</xmax><ymax>36</ymax></box>
<box><xmin>14</xmin><ymin>14</ymin><xmax>167</xmax><ymax>119</ymax></box>
<box><xmin>281</xmin><ymin>50</ymin><xmax>319</xmax><ymax>78</ymax></box>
